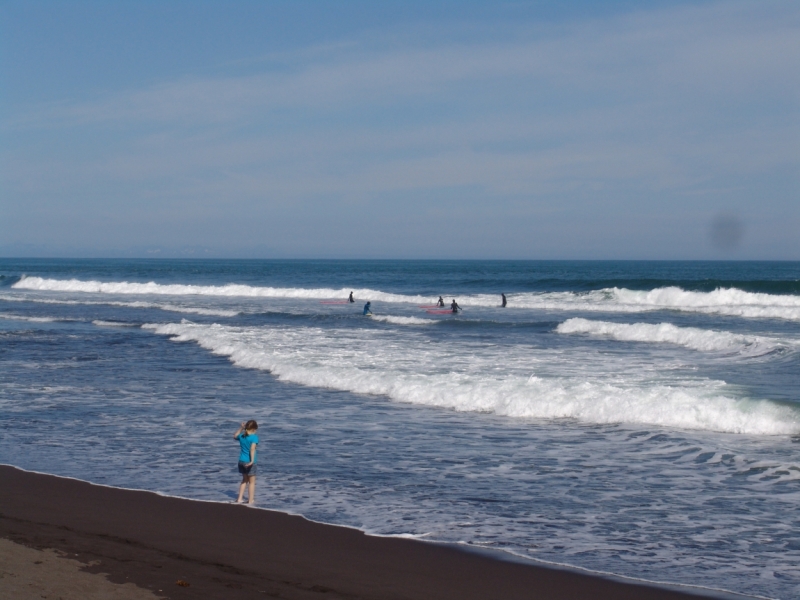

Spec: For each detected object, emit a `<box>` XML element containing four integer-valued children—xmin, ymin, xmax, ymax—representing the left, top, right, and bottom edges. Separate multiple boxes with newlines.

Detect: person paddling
<box><xmin>501</xmin><ymin>293</ymin><xmax>507</xmax><ymax>307</ymax></box>
<box><xmin>349</xmin><ymin>291</ymin><xmax>355</xmax><ymax>303</ymax></box>
<box><xmin>437</xmin><ymin>296</ymin><xmax>445</xmax><ymax>307</ymax></box>
<box><xmin>450</xmin><ymin>299</ymin><xmax>461</xmax><ymax>313</ymax></box>
<box><xmin>363</xmin><ymin>301</ymin><xmax>372</xmax><ymax>315</ymax></box>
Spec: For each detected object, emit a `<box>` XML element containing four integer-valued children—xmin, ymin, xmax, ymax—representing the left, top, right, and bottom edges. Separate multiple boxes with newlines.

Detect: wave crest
<box><xmin>1</xmin><ymin>292</ymin><xmax>237</xmax><ymax>317</ymax></box>
<box><xmin>557</xmin><ymin>318</ymin><xmax>787</xmax><ymax>356</ymax></box>
<box><xmin>371</xmin><ymin>315</ymin><xmax>435</xmax><ymax>325</ymax></box>
<box><xmin>13</xmin><ymin>277</ymin><xmax>800</xmax><ymax>321</ymax></box>
<box><xmin>143</xmin><ymin>321</ymin><xmax>800</xmax><ymax>435</ymax></box>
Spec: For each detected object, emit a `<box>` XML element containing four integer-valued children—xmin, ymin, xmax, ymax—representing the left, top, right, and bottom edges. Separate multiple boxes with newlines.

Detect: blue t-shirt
<box><xmin>236</xmin><ymin>433</ymin><xmax>259</xmax><ymax>463</ymax></box>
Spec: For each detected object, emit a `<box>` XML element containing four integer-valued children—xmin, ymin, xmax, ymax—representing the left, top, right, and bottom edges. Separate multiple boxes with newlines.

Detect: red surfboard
<box><xmin>426</xmin><ymin>309</ymin><xmax>453</xmax><ymax>314</ymax></box>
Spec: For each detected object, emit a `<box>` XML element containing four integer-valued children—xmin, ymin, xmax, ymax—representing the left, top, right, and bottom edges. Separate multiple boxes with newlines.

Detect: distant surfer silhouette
<box><xmin>363</xmin><ymin>301</ymin><xmax>372</xmax><ymax>315</ymax></box>
<box><xmin>437</xmin><ymin>296</ymin><xmax>445</xmax><ymax>307</ymax></box>
<box><xmin>450</xmin><ymin>299</ymin><xmax>461</xmax><ymax>313</ymax></box>
<box><xmin>349</xmin><ymin>291</ymin><xmax>355</xmax><ymax>303</ymax></box>
<box><xmin>501</xmin><ymin>293</ymin><xmax>507</xmax><ymax>307</ymax></box>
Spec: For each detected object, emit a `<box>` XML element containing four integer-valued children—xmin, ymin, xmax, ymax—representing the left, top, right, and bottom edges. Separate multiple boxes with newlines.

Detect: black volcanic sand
<box><xmin>0</xmin><ymin>465</ymin><xmax>722</xmax><ymax>600</ymax></box>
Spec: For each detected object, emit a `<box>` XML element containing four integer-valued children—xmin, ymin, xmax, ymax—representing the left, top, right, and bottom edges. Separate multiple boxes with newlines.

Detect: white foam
<box><xmin>143</xmin><ymin>321</ymin><xmax>800</xmax><ymax>435</ymax></box>
<box><xmin>120</xmin><ymin>302</ymin><xmax>238</xmax><ymax>317</ymax></box>
<box><xmin>0</xmin><ymin>313</ymin><xmax>60</xmax><ymax>323</ymax></box>
<box><xmin>13</xmin><ymin>277</ymin><xmax>800</xmax><ymax>321</ymax></box>
<box><xmin>13</xmin><ymin>276</ymin><xmax>431</xmax><ymax>304</ymax></box>
<box><xmin>557</xmin><ymin>318</ymin><xmax>787</xmax><ymax>356</ymax></box>
<box><xmin>0</xmin><ymin>293</ymin><xmax>237</xmax><ymax>317</ymax></box>
<box><xmin>92</xmin><ymin>320</ymin><xmax>133</xmax><ymax>327</ymax></box>
<box><xmin>612</xmin><ymin>287</ymin><xmax>800</xmax><ymax>320</ymax></box>
<box><xmin>504</xmin><ymin>287</ymin><xmax>800</xmax><ymax>321</ymax></box>
<box><xmin>371</xmin><ymin>315</ymin><xmax>435</xmax><ymax>325</ymax></box>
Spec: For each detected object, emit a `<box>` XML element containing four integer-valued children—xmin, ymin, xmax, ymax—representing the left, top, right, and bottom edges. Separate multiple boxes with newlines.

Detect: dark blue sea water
<box><xmin>2</xmin><ymin>259</ymin><xmax>800</xmax><ymax>598</ymax></box>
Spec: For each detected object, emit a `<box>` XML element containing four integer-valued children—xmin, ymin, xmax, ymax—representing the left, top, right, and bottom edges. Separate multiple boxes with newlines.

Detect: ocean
<box><xmin>2</xmin><ymin>258</ymin><xmax>799</xmax><ymax>599</ymax></box>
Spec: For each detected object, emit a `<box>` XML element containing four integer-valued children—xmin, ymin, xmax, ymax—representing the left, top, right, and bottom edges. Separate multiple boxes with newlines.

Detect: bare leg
<box><xmin>247</xmin><ymin>476</ymin><xmax>256</xmax><ymax>504</ymax></box>
<box><xmin>237</xmin><ymin>475</ymin><xmax>247</xmax><ymax>503</ymax></box>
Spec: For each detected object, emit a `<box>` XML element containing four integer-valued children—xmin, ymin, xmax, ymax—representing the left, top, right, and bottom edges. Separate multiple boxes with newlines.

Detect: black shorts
<box><xmin>238</xmin><ymin>461</ymin><xmax>257</xmax><ymax>476</ymax></box>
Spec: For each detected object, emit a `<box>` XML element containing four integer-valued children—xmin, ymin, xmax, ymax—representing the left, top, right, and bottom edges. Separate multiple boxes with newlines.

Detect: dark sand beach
<box><xmin>0</xmin><ymin>465</ymin><xmax>725</xmax><ymax>600</ymax></box>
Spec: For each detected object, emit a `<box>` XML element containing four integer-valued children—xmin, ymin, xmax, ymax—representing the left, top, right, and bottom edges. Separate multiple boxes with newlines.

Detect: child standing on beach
<box><xmin>234</xmin><ymin>420</ymin><xmax>259</xmax><ymax>504</ymax></box>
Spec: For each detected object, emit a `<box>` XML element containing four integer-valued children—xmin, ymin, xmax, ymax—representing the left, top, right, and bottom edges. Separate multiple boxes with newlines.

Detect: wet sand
<box><xmin>0</xmin><ymin>465</ymin><xmax>722</xmax><ymax>599</ymax></box>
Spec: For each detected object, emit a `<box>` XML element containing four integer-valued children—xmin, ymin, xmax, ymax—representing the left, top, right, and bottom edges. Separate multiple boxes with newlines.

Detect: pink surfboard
<box><xmin>426</xmin><ymin>309</ymin><xmax>454</xmax><ymax>314</ymax></box>
<box><xmin>320</xmin><ymin>300</ymin><xmax>351</xmax><ymax>305</ymax></box>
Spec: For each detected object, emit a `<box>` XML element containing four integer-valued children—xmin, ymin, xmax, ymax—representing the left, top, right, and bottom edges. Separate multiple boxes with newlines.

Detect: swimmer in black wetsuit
<box><xmin>349</xmin><ymin>291</ymin><xmax>355</xmax><ymax>303</ymax></box>
<box><xmin>363</xmin><ymin>301</ymin><xmax>372</xmax><ymax>315</ymax></box>
<box><xmin>437</xmin><ymin>296</ymin><xmax>445</xmax><ymax>307</ymax></box>
<box><xmin>501</xmin><ymin>293</ymin><xmax>507</xmax><ymax>307</ymax></box>
<box><xmin>450</xmin><ymin>299</ymin><xmax>461</xmax><ymax>313</ymax></box>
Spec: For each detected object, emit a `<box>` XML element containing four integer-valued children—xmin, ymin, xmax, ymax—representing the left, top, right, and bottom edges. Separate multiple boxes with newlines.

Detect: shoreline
<box><xmin>0</xmin><ymin>465</ymin><xmax>740</xmax><ymax>600</ymax></box>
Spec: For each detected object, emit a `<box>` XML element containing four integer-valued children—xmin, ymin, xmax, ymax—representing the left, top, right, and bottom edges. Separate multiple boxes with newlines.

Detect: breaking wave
<box><xmin>371</xmin><ymin>315</ymin><xmax>435</xmax><ymax>325</ymax></box>
<box><xmin>12</xmin><ymin>276</ymin><xmax>428</xmax><ymax>304</ymax></box>
<box><xmin>0</xmin><ymin>293</ymin><xmax>237</xmax><ymax>317</ymax></box>
<box><xmin>0</xmin><ymin>313</ymin><xmax>62</xmax><ymax>323</ymax></box>
<box><xmin>557</xmin><ymin>318</ymin><xmax>788</xmax><ymax>356</ymax></box>
<box><xmin>143</xmin><ymin>321</ymin><xmax>800</xmax><ymax>435</ymax></box>
<box><xmin>506</xmin><ymin>287</ymin><xmax>800</xmax><ymax>321</ymax></box>
<box><xmin>12</xmin><ymin>277</ymin><xmax>800</xmax><ymax>321</ymax></box>
<box><xmin>92</xmin><ymin>320</ymin><xmax>135</xmax><ymax>327</ymax></box>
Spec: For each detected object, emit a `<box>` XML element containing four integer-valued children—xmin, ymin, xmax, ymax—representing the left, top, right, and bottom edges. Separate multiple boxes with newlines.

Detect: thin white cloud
<box><xmin>7</xmin><ymin>1</ymin><xmax>798</xmax><ymax>130</ymax></box>
<box><xmin>2</xmin><ymin>0</ymin><xmax>798</xmax><ymax>257</ymax></box>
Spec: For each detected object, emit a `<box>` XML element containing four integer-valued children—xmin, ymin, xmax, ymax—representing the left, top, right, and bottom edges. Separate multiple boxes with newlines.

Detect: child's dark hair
<box><xmin>245</xmin><ymin>420</ymin><xmax>258</xmax><ymax>431</ymax></box>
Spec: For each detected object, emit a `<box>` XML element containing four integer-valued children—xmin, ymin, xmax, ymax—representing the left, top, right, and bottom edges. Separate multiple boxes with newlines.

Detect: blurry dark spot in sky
<box><xmin>709</xmin><ymin>213</ymin><xmax>744</xmax><ymax>251</ymax></box>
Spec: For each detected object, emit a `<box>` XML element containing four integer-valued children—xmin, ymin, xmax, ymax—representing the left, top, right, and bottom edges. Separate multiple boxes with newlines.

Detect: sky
<box><xmin>1</xmin><ymin>0</ymin><xmax>798</xmax><ymax>260</ymax></box>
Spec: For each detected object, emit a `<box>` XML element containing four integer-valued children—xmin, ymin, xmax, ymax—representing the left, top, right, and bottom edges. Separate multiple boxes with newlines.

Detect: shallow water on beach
<box><xmin>2</xmin><ymin>258</ymin><xmax>800</xmax><ymax>599</ymax></box>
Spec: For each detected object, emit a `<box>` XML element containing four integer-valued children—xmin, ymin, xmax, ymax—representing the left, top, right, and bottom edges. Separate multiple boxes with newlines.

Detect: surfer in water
<box><xmin>450</xmin><ymin>299</ymin><xmax>461</xmax><ymax>313</ymax></box>
<box><xmin>437</xmin><ymin>296</ymin><xmax>445</xmax><ymax>307</ymax></box>
<box><xmin>349</xmin><ymin>291</ymin><xmax>355</xmax><ymax>303</ymax></box>
<box><xmin>501</xmin><ymin>293</ymin><xmax>507</xmax><ymax>307</ymax></box>
<box><xmin>363</xmin><ymin>301</ymin><xmax>372</xmax><ymax>316</ymax></box>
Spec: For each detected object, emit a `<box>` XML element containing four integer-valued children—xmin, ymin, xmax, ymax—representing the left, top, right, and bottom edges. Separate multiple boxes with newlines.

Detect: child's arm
<box><xmin>234</xmin><ymin>422</ymin><xmax>246</xmax><ymax>439</ymax></box>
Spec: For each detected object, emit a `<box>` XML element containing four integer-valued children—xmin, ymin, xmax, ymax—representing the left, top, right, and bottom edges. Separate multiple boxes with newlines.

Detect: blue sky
<box><xmin>1</xmin><ymin>1</ymin><xmax>798</xmax><ymax>259</ymax></box>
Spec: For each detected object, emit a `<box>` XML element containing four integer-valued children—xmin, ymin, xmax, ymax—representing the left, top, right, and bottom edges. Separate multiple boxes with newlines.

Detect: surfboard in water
<box><xmin>426</xmin><ymin>309</ymin><xmax>454</xmax><ymax>314</ymax></box>
<box><xmin>418</xmin><ymin>304</ymin><xmax>442</xmax><ymax>308</ymax></box>
<box><xmin>320</xmin><ymin>300</ymin><xmax>351</xmax><ymax>305</ymax></box>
